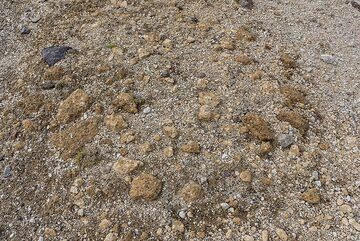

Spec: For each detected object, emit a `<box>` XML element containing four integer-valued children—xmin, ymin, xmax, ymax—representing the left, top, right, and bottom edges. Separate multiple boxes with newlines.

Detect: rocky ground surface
<box><xmin>0</xmin><ymin>0</ymin><xmax>359</xmax><ymax>240</ymax></box>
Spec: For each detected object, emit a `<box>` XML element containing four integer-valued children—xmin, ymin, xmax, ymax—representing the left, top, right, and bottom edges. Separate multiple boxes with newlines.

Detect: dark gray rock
<box><xmin>20</xmin><ymin>27</ymin><xmax>31</xmax><ymax>34</ymax></box>
<box><xmin>237</xmin><ymin>0</ymin><xmax>254</xmax><ymax>9</ymax></box>
<box><xmin>41</xmin><ymin>81</ymin><xmax>56</xmax><ymax>90</ymax></box>
<box><xmin>3</xmin><ymin>165</ymin><xmax>12</xmax><ymax>178</ymax></box>
<box><xmin>160</xmin><ymin>69</ymin><xmax>170</xmax><ymax>77</ymax></box>
<box><xmin>42</xmin><ymin>46</ymin><xmax>72</xmax><ymax>66</ymax></box>
<box><xmin>351</xmin><ymin>0</ymin><xmax>360</xmax><ymax>11</ymax></box>
<box><xmin>0</xmin><ymin>155</ymin><xmax>4</xmax><ymax>161</ymax></box>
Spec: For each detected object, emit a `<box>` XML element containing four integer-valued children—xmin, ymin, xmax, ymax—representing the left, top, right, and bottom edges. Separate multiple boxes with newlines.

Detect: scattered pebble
<box><xmin>104</xmin><ymin>232</ymin><xmax>117</xmax><ymax>241</ymax></box>
<box><xmin>236</xmin><ymin>53</ymin><xmax>253</xmax><ymax>65</ymax></box>
<box><xmin>277</xmin><ymin>134</ymin><xmax>294</xmax><ymax>148</ymax></box>
<box><xmin>198</xmin><ymin>105</ymin><xmax>218</xmax><ymax>121</ymax></box>
<box><xmin>351</xmin><ymin>0</ymin><xmax>360</xmax><ymax>11</ymax></box>
<box><xmin>239</xmin><ymin>170</ymin><xmax>252</xmax><ymax>182</ymax></box>
<box><xmin>41</xmin><ymin>81</ymin><xmax>56</xmax><ymax>90</ymax></box>
<box><xmin>178</xmin><ymin>210</ymin><xmax>186</xmax><ymax>219</ymax></box>
<box><xmin>280</xmin><ymin>85</ymin><xmax>306</xmax><ymax>105</ymax></box>
<box><xmin>143</xmin><ymin>107</ymin><xmax>151</xmax><ymax>114</ymax></box>
<box><xmin>163</xmin><ymin>146</ymin><xmax>174</xmax><ymax>157</ymax></box>
<box><xmin>237</xmin><ymin>26</ymin><xmax>256</xmax><ymax>42</ymax></box>
<box><xmin>289</xmin><ymin>144</ymin><xmax>300</xmax><ymax>157</ymax></box>
<box><xmin>320</xmin><ymin>54</ymin><xmax>337</xmax><ymax>65</ymax></box>
<box><xmin>129</xmin><ymin>173</ymin><xmax>162</xmax><ymax>200</ymax></box>
<box><xmin>243</xmin><ymin>235</ymin><xmax>254</xmax><ymax>241</ymax></box>
<box><xmin>179</xmin><ymin>181</ymin><xmax>203</xmax><ymax>203</ymax></box>
<box><xmin>261</xmin><ymin>230</ymin><xmax>269</xmax><ymax>241</ymax></box>
<box><xmin>242</xmin><ymin>113</ymin><xmax>274</xmax><ymax>141</ymax></box>
<box><xmin>3</xmin><ymin>165</ymin><xmax>12</xmax><ymax>178</ymax></box>
<box><xmin>339</xmin><ymin>204</ymin><xmax>352</xmax><ymax>213</ymax></box>
<box><xmin>180</xmin><ymin>140</ymin><xmax>201</xmax><ymax>154</ymax></box>
<box><xmin>99</xmin><ymin>219</ymin><xmax>112</xmax><ymax>231</ymax></box>
<box><xmin>302</xmin><ymin>188</ymin><xmax>321</xmax><ymax>204</ymax></box>
<box><xmin>163</xmin><ymin>126</ymin><xmax>178</xmax><ymax>139</ymax></box>
<box><xmin>220</xmin><ymin>202</ymin><xmax>230</xmax><ymax>210</ymax></box>
<box><xmin>172</xmin><ymin>219</ymin><xmax>185</xmax><ymax>233</ymax></box>
<box><xmin>198</xmin><ymin>92</ymin><xmax>221</xmax><ymax>107</ymax></box>
<box><xmin>105</xmin><ymin>114</ymin><xmax>128</xmax><ymax>132</ymax></box>
<box><xmin>280</xmin><ymin>53</ymin><xmax>297</xmax><ymax>68</ymax></box>
<box><xmin>113</xmin><ymin>158</ymin><xmax>143</xmax><ymax>175</ymax></box>
<box><xmin>44</xmin><ymin>228</ymin><xmax>56</xmax><ymax>237</ymax></box>
<box><xmin>112</xmin><ymin>92</ymin><xmax>138</xmax><ymax>113</ymax></box>
<box><xmin>42</xmin><ymin>46</ymin><xmax>72</xmax><ymax>66</ymax></box>
<box><xmin>275</xmin><ymin>228</ymin><xmax>288</xmax><ymax>241</ymax></box>
<box><xmin>259</xmin><ymin>142</ymin><xmax>272</xmax><ymax>155</ymax></box>
<box><xmin>44</xmin><ymin>66</ymin><xmax>64</xmax><ymax>80</ymax></box>
<box><xmin>139</xmin><ymin>142</ymin><xmax>153</xmax><ymax>154</ymax></box>
<box><xmin>51</xmin><ymin>118</ymin><xmax>99</xmax><ymax>159</ymax></box>
<box><xmin>20</xmin><ymin>27</ymin><xmax>30</xmax><ymax>34</ymax></box>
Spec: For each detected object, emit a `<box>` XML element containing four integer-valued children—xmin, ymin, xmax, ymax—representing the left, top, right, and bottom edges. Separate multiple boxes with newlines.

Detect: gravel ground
<box><xmin>0</xmin><ymin>0</ymin><xmax>359</xmax><ymax>240</ymax></box>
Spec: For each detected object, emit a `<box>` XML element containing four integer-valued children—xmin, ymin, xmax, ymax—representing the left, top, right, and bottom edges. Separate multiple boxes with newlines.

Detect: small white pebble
<box><xmin>143</xmin><ymin>107</ymin><xmax>151</xmax><ymax>114</ymax></box>
<box><xmin>220</xmin><ymin>203</ymin><xmax>230</xmax><ymax>210</ymax></box>
<box><xmin>178</xmin><ymin>210</ymin><xmax>186</xmax><ymax>219</ymax></box>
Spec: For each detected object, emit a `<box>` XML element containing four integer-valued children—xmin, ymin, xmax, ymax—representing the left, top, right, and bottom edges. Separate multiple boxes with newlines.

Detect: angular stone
<box><xmin>42</xmin><ymin>46</ymin><xmax>72</xmax><ymax>66</ymax></box>
<box><xmin>129</xmin><ymin>173</ymin><xmax>162</xmax><ymax>200</ymax></box>
<box><xmin>277</xmin><ymin>134</ymin><xmax>294</xmax><ymax>148</ymax></box>
<box><xmin>302</xmin><ymin>188</ymin><xmax>321</xmax><ymax>204</ymax></box>
<box><xmin>55</xmin><ymin>89</ymin><xmax>91</xmax><ymax>125</ymax></box>
<box><xmin>163</xmin><ymin>126</ymin><xmax>178</xmax><ymax>139</ymax></box>
<box><xmin>112</xmin><ymin>92</ymin><xmax>138</xmax><ymax>113</ymax></box>
<box><xmin>237</xmin><ymin>27</ymin><xmax>256</xmax><ymax>42</ymax></box>
<box><xmin>113</xmin><ymin>158</ymin><xmax>143</xmax><ymax>175</ymax></box>
<box><xmin>105</xmin><ymin>114</ymin><xmax>128</xmax><ymax>132</ymax></box>
<box><xmin>179</xmin><ymin>181</ymin><xmax>203</xmax><ymax>203</ymax></box>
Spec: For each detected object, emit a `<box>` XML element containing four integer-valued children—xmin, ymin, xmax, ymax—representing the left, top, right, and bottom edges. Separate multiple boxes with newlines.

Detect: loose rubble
<box><xmin>1</xmin><ymin>1</ymin><xmax>358</xmax><ymax>240</ymax></box>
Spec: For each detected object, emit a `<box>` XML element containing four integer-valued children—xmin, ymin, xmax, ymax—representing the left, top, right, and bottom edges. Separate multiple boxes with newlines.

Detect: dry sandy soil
<box><xmin>0</xmin><ymin>0</ymin><xmax>359</xmax><ymax>240</ymax></box>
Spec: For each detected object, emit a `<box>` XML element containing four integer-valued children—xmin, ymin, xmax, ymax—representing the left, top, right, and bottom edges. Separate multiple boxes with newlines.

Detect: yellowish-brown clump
<box><xmin>112</xmin><ymin>92</ymin><xmax>138</xmax><ymax>113</ymax></box>
<box><xmin>129</xmin><ymin>173</ymin><xmax>162</xmax><ymax>200</ymax></box>
<box><xmin>302</xmin><ymin>188</ymin><xmax>321</xmax><ymax>204</ymax></box>
<box><xmin>179</xmin><ymin>181</ymin><xmax>203</xmax><ymax>203</ymax></box>
<box><xmin>181</xmin><ymin>140</ymin><xmax>201</xmax><ymax>154</ymax></box>
<box><xmin>242</xmin><ymin>113</ymin><xmax>274</xmax><ymax>141</ymax></box>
